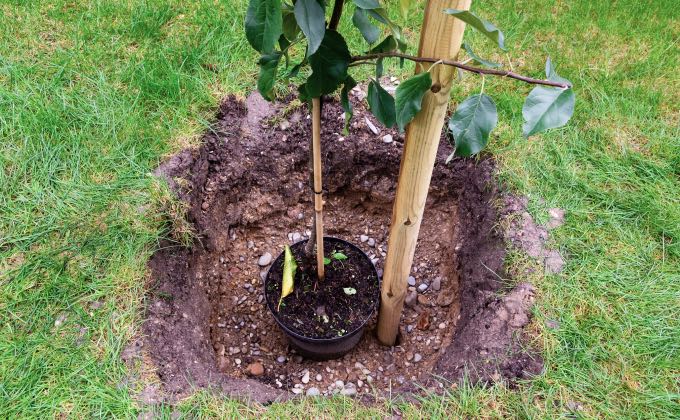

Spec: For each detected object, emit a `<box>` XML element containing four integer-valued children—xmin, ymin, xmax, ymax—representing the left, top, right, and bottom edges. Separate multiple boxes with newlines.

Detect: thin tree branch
<box><xmin>328</xmin><ymin>0</ymin><xmax>344</xmax><ymax>31</ymax></box>
<box><xmin>350</xmin><ymin>52</ymin><xmax>572</xmax><ymax>88</ymax></box>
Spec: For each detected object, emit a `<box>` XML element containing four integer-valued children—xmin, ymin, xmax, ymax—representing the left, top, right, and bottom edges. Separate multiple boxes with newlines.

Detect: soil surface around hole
<box><xmin>266</xmin><ymin>237</ymin><xmax>379</xmax><ymax>340</ymax></box>
<box><xmin>144</xmin><ymin>88</ymin><xmax>543</xmax><ymax>402</ymax></box>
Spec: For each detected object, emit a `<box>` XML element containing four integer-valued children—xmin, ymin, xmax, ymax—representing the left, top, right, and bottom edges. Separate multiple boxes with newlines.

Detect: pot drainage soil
<box><xmin>144</xmin><ymin>90</ymin><xmax>543</xmax><ymax>403</ymax></box>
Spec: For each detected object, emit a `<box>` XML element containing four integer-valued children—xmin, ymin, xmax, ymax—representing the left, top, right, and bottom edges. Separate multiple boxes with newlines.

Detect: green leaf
<box><xmin>343</xmin><ymin>287</ymin><xmax>357</xmax><ymax>295</ymax></box>
<box><xmin>399</xmin><ymin>0</ymin><xmax>411</xmax><ymax>18</ymax></box>
<box><xmin>375</xmin><ymin>57</ymin><xmax>384</xmax><ymax>78</ymax></box>
<box><xmin>257</xmin><ymin>52</ymin><xmax>282</xmax><ymax>101</ymax></box>
<box><xmin>545</xmin><ymin>57</ymin><xmax>571</xmax><ymax>86</ymax></box>
<box><xmin>395</xmin><ymin>72</ymin><xmax>432</xmax><ymax>132</ymax></box>
<box><xmin>370</xmin><ymin>35</ymin><xmax>397</xmax><ymax>53</ymax></box>
<box><xmin>278</xmin><ymin>245</ymin><xmax>298</xmax><ymax>310</ymax></box>
<box><xmin>332</xmin><ymin>252</ymin><xmax>348</xmax><ymax>260</ymax></box>
<box><xmin>367</xmin><ymin>80</ymin><xmax>396</xmax><ymax>128</ymax></box>
<box><xmin>295</xmin><ymin>0</ymin><xmax>326</xmax><ymax>55</ymax></box>
<box><xmin>352</xmin><ymin>8</ymin><xmax>380</xmax><ymax>44</ymax></box>
<box><xmin>323</xmin><ymin>257</ymin><xmax>332</xmax><ymax>265</ymax></box>
<box><xmin>522</xmin><ymin>59</ymin><xmax>574</xmax><ymax>137</ymax></box>
<box><xmin>522</xmin><ymin>87</ymin><xmax>575</xmax><ymax>137</ymax></box>
<box><xmin>340</xmin><ymin>77</ymin><xmax>357</xmax><ymax>135</ymax></box>
<box><xmin>306</xmin><ymin>30</ymin><xmax>351</xmax><ymax>96</ymax></box>
<box><xmin>463</xmin><ymin>43</ymin><xmax>501</xmax><ymax>68</ymax></box>
<box><xmin>353</xmin><ymin>0</ymin><xmax>380</xmax><ymax>9</ymax></box>
<box><xmin>282</xmin><ymin>5</ymin><xmax>300</xmax><ymax>41</ymax></box>
<box><xmin>448</xmin><ymin>94</ymin><xmax>498</xmax><ymax>157</ymax></box>
<box><xmin>443</xmin><ymin>9</ymin><xmax>506</xmax><ymax>51</ymax></box>
<box><xmin>245</xmin><ymin>0</ymin><xmax>283</xmax><ymax>54</ymax></box>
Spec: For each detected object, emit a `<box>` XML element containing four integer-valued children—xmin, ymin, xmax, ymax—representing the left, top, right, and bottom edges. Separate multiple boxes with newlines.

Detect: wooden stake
<box><xmin>312</xmin><ymin>97</ymin><xmax>325</xmax><ymax>280</ymax></box>
<box><xmin>376</xmin><ymin>0</ymin><xmax>471</xmax><ymax>346</ymax></box>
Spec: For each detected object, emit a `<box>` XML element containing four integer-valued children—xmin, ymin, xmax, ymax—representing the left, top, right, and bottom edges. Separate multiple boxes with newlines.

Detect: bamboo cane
<box><xmin>376</xmin><ymin>0</ymin><xmax>471</xmax><ymax>346</ymax></box>
<box><xmin>311</xmin><ymin>97</ymin><xmax>325</xmax><ymax>280</ymax></box>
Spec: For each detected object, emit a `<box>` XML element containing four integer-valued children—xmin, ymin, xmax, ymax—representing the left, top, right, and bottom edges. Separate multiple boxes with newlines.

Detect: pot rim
<box><xmin>264</xmin><ymin>236</ymin><xmax>380</xmax><ymax>344</ymax></box>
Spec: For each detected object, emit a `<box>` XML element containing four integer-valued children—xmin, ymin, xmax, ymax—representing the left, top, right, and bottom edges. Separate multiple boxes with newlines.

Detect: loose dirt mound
<box><xmin>144</xmin><ymin>91</ymin><xmax>542</xmax><ymax>402</ymax></box>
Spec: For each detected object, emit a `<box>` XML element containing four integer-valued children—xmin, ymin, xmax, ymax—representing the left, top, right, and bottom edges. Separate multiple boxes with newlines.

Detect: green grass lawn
<box><xmin>1</xmin><ymin>0</ymin><xmax>678</xmax><ymax>418</ymax></box>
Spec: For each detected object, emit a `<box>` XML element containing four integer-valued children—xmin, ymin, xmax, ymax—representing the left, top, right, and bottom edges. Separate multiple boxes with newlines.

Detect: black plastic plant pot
<box><xmin>264</xmin><ymin>236</ymin><xmax>380</xmax><ymax>361</ymax></box>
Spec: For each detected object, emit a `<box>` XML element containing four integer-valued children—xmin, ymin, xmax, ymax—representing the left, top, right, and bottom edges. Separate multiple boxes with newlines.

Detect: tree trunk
<box><xmin>376</xmin><ymin>0</ymin><xmax>471</xmax><ymax>346</ymax></box>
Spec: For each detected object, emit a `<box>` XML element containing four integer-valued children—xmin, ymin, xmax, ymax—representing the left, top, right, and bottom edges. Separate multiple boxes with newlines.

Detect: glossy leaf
<box><xmin>352</xmin><ymin>8</ymin><xmax>380</xmax><ymax>44</ymax></box>
<box><xmin>278</xmin><ymin>245</ymin><xmax>298</xmax><ymax>310</ymax></box>
<box><xmin>295</xmin><ymin>0</ymin><xmax>326</xmax><ymax>55</ymax></box>
<box><xmin>281</xmin><ymin>4</ymin><xmax>300</xmax><ymax>41</ymax></box>
<box><xmin>323</xmin><ymin>257</ymin><xmax>332</xmax><ymax>265</ymax></box>
<box><xmin>353</xmin><ymin>0</ymin><xmax>380</xmax><ymax>9</ymax></box>
<box><xmin>306</xmin><ymin>30</ymin><xmax>351</xmax><ymax>96</ymax></box>
<box><xmin>443</xmin><ymin>9</ymin><xmax>506</xmax><ymax>51</ymax></box>
<box><xmin>367</xmin><ymin>80</ymin><xmax>396</xmax><ymax>128</ymax></box>
<box><xmin>245</xmin><ymin>0</ymin><xmax>283</xmax><ymax>53</ymax></box>
<box><xmin>463</xmin><ymin>43</ymin><xmax>501</xmax><ymax>68</ymax></box>
<box><xmin>448</xmin><ymin>94</ymin><xmax>498</xmax><ymax>157</ymax></box>
<box><xmin>340</xmin><ymin>76</ymin><xmax>357</xmax><ymax>134</ymax></box>
<box><xmin>370</xmin><ymin>35</ymin><xmax>397</xmax><ymax>53</ymax></box>
<box><xmin>332</xmin><ymin>252</ymin><xmax>348</xmax><ymax>260</ymax></box>
<box><xmin>257</xmin><ymin>52</ymin><xmax>282</xmax><ymax>101</ymax></box>
<box><xmin>395</xmin><ymin>72</ymin><xmax>432</xmax><ymax>132</ymax></box>
<box><xmin>522</xmin><ymin>59</ymin><xmax>574</xmax><ymax>137</ymax></box>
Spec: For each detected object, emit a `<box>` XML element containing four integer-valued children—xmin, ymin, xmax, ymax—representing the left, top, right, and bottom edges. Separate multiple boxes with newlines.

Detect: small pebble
<box><xmin>417</xmin><ymin>283</ymin><xmax>428</xmax><ymax>292</ymax></box>
<box><xmin>367</xmin><ymin>238</ymin><xmax>375</xmax><ymax>247</ymax></box>
<box><xmin>414</xmin><ymin>353</ymin><xmax>422</xmax><ymax>363</ymax></box>
<box><xmin>258</xmin><ymin>253</ymin><xmax>272</xmax><ymax>266</ymax></box>
<box><xmin>276</xmin><ymin>356</ymin><xmax>286</xmax><ymax>363</ymax></box>
<box><xmin>382</xmin><ymin>134</ymin><xmax>393</xmax><ymax>144</ymax></box>
<box><xmin>407</xmin><ymin>276</ymin><xmax>416</xmax><ymax>286</ymax></box>
<box><xmin>360</xmin><ymin>234</ymin><xmax>369</xmax><ymax>243</ymax></box>
<box><xmin>405</xmin><ymin>291</ymin><xmax>417</xmax><ymax>307</ymax></box>
<box><xmin>432</xmin><ymin>276</ymin><xmax>442</xmax><ymax>291</ymax></box>
<box><xmin>306</xmin><ymin>387</ymin><xmax>320</xmax><ymax>397</ymax></box>
<box><xmin>364</xmin><ymin>116</ymin><xmax>379</xmax><ymax>135</ymax></box>
<box><xmin>316</xmin><ymin>374</ymin><xmax>322</xmax><ymax>381</ymax></box>
<box><xmin>301</xmin><ymin>371</ymin><xmax>310</xmax><ymax>384</ymax></box>
<box><xmin>439</xmin><ymin>322</ymin><xmax>446</xmax><ymax>329</ymax></box>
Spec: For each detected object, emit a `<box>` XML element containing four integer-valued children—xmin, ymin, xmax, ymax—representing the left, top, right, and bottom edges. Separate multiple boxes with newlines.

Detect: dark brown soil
<box><xmin>143</xmin><ymin>86</ymin><xmax>544</xmax><ymax>402</ymax></box>
<box><xmin>266</xmin><ymin>238</ymin><xmax>379</xmax><ymax>339</ymax></box>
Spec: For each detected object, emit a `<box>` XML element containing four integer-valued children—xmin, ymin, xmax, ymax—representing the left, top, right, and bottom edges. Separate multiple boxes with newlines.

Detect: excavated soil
<box><xmin>143</xmin><ymin>88</ymin><xmax>543</xmax><ymax>403</ymax></box>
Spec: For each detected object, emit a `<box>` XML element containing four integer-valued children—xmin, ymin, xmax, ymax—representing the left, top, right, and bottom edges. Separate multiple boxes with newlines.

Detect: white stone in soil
<box><xmin>301</xmin><ymin>371</ymin><xmax>310</xmax><ymax>384</ymax></box>
<box><xmin>315</xmin><ymin>374</ymin><xmax>322</xmax><ymax>381</ymax></box>
<box><xmin>407</xmin><ymin>276</ymin><xmax>416</xmax><ymax>286</ymax></box>
<box><xmin>335</xmin><ymin>380</ymin><xmax>345</xmax><ymax>389</ymax></box>
<box><xmin>417</xmin><ymin>283</ymin><xmax>428</xmax><ymax>292</ymax></box>
<box><xmin>292</xmin><ymin>232</ymin><xmax>302</xmax><ymax>242</ymax></box>
<box><xmin>258</xmin><ymin>252</ymin><xmax>272</xmax><ymax>266</ymax></box>
<box><xmin>364</xmin><ymin>116</ymin><xmax>379</xmax><ymax>135</ymax></box>
<box><xmin>367</xmin><ymin>238</ymin><xmax>375</xmax><ymax>247</ymax></box>
<box><xmin>414</xmin><ymin>353</ymin><xmax>422</xmax><ymax>363</ymax></box>
<box><xmin>360</xmin><ymin>234</ymin><xmax>369</xmax><ymax>243</ymax></box>
<box><xmin>306</xmin><ymin>387</ymin><xmax>320</xmax><ymax>397</ymax></box>
<box><xmin>277</xmin><ymin>356</ymin><xmax>286</xmax><ymax>363</ymax></box>
<box><xmin>438</xmin><ymin>322</ymin><xmax>446</xmax><ymax>329</ymax></box>
<box><xmin>340</xmin><ymin>385</ymin><xmax>357</xmax><ymax>396</ymax></box>
<box><xmin>292</xmin><ymin>388</ymin><xmax>303</xmax><ymax>394</ymax></box>
<box><xmin>382</xmin><ymin>134</ymin><xmax>393</xmax><ymax>144</ymax></box>
<box><xmin>432</xmin><ymin>276</ymin><xmax>442</xmax><ymax>291</ymax></box>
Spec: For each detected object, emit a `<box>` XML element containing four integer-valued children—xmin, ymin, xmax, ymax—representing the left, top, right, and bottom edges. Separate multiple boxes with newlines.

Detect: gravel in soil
<box><xmin>144</xmin><ymin>86</ymin><xmax>543</xmax><ymax>401</ymax></box>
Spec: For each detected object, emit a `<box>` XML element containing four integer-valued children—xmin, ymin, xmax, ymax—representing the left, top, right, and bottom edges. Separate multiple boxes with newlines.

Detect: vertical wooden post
<box><xmin>311</xmin><ymin>97</ymin><xmax>325</xmax><ymax>280</ymax></box>
<box><xmin>376</xmin><ymin>0</ymin><xmax>471</xmax><ymax>345</ymax></box>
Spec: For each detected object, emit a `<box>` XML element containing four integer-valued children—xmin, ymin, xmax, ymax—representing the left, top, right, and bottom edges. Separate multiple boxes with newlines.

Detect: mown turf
<box><xmin>1</xmin><ymin>0</ymin><xmax>678</xmax><ymax>418</ymax></box>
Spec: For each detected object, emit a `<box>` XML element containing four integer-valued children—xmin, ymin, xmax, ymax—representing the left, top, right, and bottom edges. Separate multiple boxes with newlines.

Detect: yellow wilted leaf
<box><xmin>278</xmin><ymin>245</ymin><xmax>297</xmax><ymax>311</ymax></box>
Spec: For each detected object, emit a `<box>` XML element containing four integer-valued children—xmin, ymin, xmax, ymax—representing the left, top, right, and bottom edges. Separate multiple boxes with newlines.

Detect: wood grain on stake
<box><xmin>312</xmin><ymin>97</ymin><xmax>325</xmax><ymax>280</ymax></box>
<box><xmin>377</xmin><ymin>0</ymin><xmax>471</xmax><ymax>345</ymax></box>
